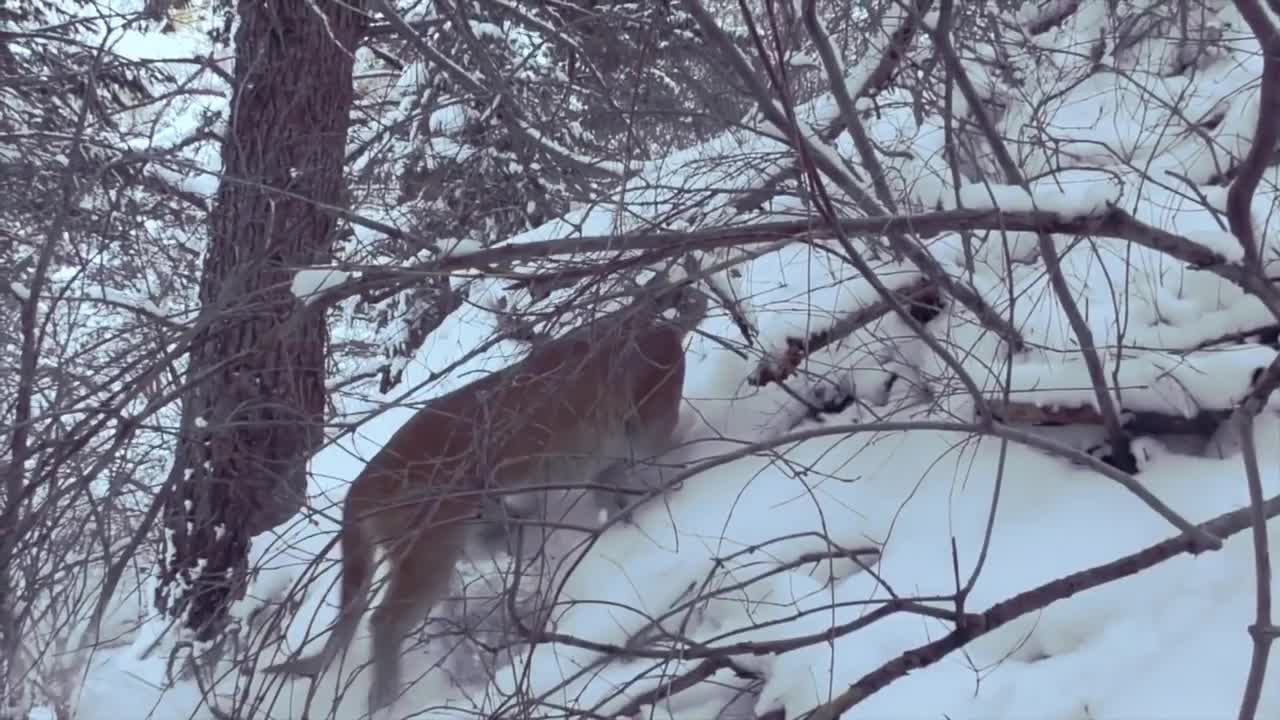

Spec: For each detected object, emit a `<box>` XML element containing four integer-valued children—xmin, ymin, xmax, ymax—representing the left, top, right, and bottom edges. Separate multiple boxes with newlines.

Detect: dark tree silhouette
<box><xmin>157</xmin><ymin>0</ymin><xmax>367</xmax><ymax>638</ymax></box>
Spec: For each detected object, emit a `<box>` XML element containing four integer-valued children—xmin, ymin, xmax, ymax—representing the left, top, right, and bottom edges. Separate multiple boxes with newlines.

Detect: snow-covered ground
<box><xmin>69</xmin><ymin>298</ymin><xmax>1280</xmax><ymax>720</ymax></box>
<box><xmin>26</xmin><ymin>0</ymin><xmax>1280</xmax><ymax>719</ymax></box>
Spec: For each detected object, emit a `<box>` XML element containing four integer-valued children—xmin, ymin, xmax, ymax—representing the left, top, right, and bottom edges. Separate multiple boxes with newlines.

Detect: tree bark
<box><xmin>158</xmin><ymin>0</ymin><xmax>366</xmax><ymax>638</ymax></box>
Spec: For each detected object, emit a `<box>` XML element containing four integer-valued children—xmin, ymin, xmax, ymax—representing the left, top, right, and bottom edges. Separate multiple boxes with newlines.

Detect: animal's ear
<box><xmin>630</xmin><ymin>253</ymin><xmax>710</xmax><ymax>332</ymax></box>
<box><xmin>679</xmin><ymin>252</ymin><xmax>702</xmax><ymax>283</ymax></box>
<box><xmin>634</xmin><ymin>260</ymin><xmax>680</xmax><ymax>308</ymax></box>
<box><xmin>661</xmin><ymin>253</ymin><xmax>711</xmax><ymax>332</ymax></box>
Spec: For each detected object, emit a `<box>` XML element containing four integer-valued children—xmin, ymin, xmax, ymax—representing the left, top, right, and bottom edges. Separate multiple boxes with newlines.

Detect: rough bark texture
<box><xmin>158</xmin><ymin>0</ymin><xmax>366</xmax><ymax>639</ymax></box>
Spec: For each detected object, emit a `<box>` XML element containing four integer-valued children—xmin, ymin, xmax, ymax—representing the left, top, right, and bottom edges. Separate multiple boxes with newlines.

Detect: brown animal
<box><xmin>263</xmin><ymin>277</ymin><xmax>708</xmax><ymax>714</ymax></box>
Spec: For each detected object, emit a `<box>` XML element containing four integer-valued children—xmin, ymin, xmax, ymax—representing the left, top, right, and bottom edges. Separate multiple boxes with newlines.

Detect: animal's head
<box><xmin>640</xmin><ymin>253</ymin><xmax>712</xmax><ymax>334</ymax></box>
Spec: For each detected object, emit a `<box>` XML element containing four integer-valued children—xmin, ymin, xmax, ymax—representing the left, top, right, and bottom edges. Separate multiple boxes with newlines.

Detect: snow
<box><xmin>42</xmin><ymin>1</ymin><xmax>1280</xmax><ymax>720</ymax></box>
<box><xmin>954</xmin><ymin>176</ymin><xmax>1121</xmax><ymax>218</ymax></box>
<box><xmin>469</xmin><ymin>21</ymin><xmax>504</xmax><ymax>41</ymax></box>
<box><xmin>437</xmin><ymin>237</ymin><xmax>483</xmax><ymax>258</ymax></box>
<box><xmin>290</xmin><ymin>267</ymin><xmax>351</xmax><ymax>304</ymax></box>
<box><xmin>489</xmin><ymin>408</ymin><xmax>1280</xmax><ymax>719</ymax></box>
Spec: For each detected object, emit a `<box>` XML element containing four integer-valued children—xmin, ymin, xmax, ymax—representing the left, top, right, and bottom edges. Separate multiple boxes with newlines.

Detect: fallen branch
<box><xmin>989</xmin><ymin>399</ymin><xmax>1230</xmax><ymax>437</ymax></box>
<box><xmin>749</xmin><ymin>277</ymin><xmax>941</xmax><ymax>386</ymax></box>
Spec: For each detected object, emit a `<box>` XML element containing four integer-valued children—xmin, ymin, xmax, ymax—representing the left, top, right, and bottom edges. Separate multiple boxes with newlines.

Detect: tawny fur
<box><xmin>263</xmin><ymin>285</ymin><xmax>707</xmax><ymax>714</ymax></box>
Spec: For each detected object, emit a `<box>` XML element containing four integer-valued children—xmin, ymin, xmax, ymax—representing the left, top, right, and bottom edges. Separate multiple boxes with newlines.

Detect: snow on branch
<box><xmin>749</xmin><ymin>276</ymin><xmax>941</xmax><ymax>387</ymax></box>
<box><xmin>296</xmin><ymin>204</ymin><xmax>1248</xmax><ymax>318</ymax></box>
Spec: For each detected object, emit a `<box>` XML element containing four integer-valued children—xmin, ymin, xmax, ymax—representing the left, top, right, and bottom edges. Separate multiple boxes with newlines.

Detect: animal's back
<box><xmin>348</xmin><ymin>311</ymin><xmax>687</xmax><ymax>541</ymax></box>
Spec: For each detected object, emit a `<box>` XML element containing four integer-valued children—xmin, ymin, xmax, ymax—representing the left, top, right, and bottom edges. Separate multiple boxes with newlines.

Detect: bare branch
<box><xmin>369</xmin><ymin>0</ymin><xmax>624</xmax><ymax>180</ymax></box>
<box><xmin>1235</xmin><ymin>413</ymin><xmax>1274</xmax><ymax>720</ymax></box>
<box><xmin>1226</xmin><ymin>0</ymin><xmax>1280</xmax><ymax>263</ymax></box>
<box><xmin>686</xmin><ymin>0</ymin><xmax>1024</xmax><ymax>350</ymax></box>
<box><xmin>800</xmin><ymin>0</ymin><xmax>898</xmax><ymax>213</ymax></box>
<box><xmin>929</xmin><ymin>0</ymin><xmax>1129</xmax><ymax>464</ymax></box>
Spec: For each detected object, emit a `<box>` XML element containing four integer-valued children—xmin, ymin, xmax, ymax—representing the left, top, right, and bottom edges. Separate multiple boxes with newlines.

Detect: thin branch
<box><xmin>801</xmin><ymin>0</ymin><xmax>898</xmax><ymax>213</ymax></box>
<box><xmin>727</xmin><ymin>0</ymin><xmax>931</xmax><ymax>217</ymax></box>
<box><xmin>1226</xmin><ymin>0</ymin><xmax>1280</xmax><ymax>263</ymax></box>
<box><xmin>685</xmin><ymin>0</ymin><xmax>1024</xmax><ymax>350</ymax></box>
<box><xmin>369</xmin><ymin>0</ymin><xmax>623</xmax><ymax>180</ymax></box>
<box><xmin>611</xmin><ymin>657</ymin><xmax>743</xmax><ymax>718</ymax></box>
<box><xmin>208</xmin><ymin>179</ymin><xmax>1250</xmax><ymax>309</ymax></box>
<box><xmin>930</xmin><ymin>0</ymin><xmax>1129</xmax><ymax>460</ymax></box>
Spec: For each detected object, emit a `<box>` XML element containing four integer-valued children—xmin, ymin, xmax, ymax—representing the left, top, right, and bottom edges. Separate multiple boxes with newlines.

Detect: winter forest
<box><xmin>4</xmin><ymin>0</ymin><xmax>1280</xmax><ymax>718</ymax></box>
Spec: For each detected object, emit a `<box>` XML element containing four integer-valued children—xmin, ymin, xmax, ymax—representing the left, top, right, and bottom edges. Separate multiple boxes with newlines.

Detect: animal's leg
<box><xmin>599</xmin><ymin>406</ymin><xmax>690</xmax><ymax>521</ymax></box>
<box><xmin>365</xmin><ymin>523</ymin><xmax>465</xmax><ymax>714</ymax></box>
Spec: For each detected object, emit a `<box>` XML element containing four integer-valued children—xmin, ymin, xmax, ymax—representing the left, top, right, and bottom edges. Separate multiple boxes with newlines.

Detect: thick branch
<box><xmin>291</xmin><ymin>206</ymin><xmax>1244</xmax><ymax>317</ymax></box>
<box><xmin>1227</xmin><ymin>0</ymin><xmax>1280</xmax><ymax>263</ymax></box>
<box><xmin>1236</xmin><ymin>413</ymin><xmax>1274</xmax><ymax>720</ymax></box>
<box><xmin>989</xmin><ymin>400</ymin><xmax>1230</xmax><ymax>437</ymax></box>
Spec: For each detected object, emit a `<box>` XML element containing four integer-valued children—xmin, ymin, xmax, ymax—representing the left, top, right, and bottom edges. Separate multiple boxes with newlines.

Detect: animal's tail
<box><xmin>262</xmin><ymin>517</ymin><xmax>374</xmax><ymax>678</ymax></box>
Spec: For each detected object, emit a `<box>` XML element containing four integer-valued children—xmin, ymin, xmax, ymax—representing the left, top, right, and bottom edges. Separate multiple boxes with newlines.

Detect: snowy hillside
<box><xmin>24</xmin><ymin>0</ymin><xmax>1280</xmax><ymax>719</ymax></box>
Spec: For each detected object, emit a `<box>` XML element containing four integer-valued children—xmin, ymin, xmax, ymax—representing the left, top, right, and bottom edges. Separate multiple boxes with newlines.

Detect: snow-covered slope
<box><xmin>63</xmin><ymin>1</ymin><xmax>1280</xmax><ymax>719</ymax></box>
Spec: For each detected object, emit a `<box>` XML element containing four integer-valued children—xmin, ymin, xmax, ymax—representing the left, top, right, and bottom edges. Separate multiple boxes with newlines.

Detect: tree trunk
<box><xmin>157</xmin><ymin>0</ymin><xmax>366</xmax><ymax>639</ymax></box>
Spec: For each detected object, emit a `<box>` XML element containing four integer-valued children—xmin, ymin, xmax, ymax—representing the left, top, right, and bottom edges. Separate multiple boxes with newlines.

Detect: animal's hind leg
<box><xmin>366</xmin><ymin>523</ymin><xmax>466</xmax><ymax>714</ymax></box>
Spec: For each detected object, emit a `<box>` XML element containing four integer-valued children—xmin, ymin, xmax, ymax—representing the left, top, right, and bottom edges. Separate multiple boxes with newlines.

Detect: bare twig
<box><xmin>800</xmin><ymin>0</ymin><xmax>898</xmax><ymax>213</ymax></box>
<box><xmin>685</xmin><ymin>0</ymin><xmax>1025</xmax><ymax>351</ymax></box>
<box><xmin>727</xmin><ymin>0</ymin><xmax>931</xmax><ymax>217</ymax></box>
<box><xmin>370</xmin><ymin>0</ymin><xmax>623</xmax><ymax>180</ymax></box>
